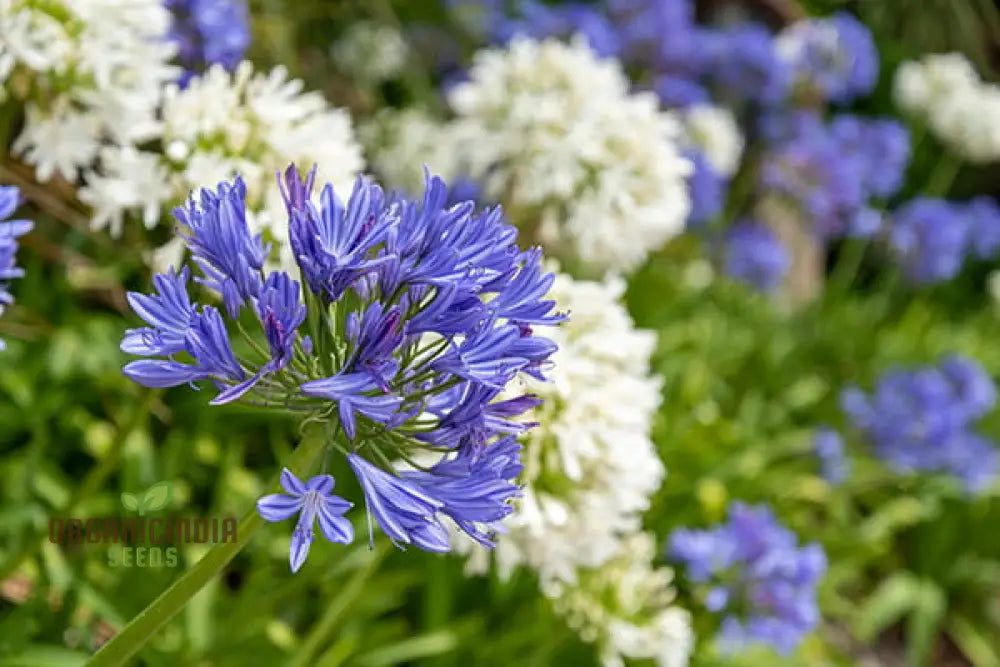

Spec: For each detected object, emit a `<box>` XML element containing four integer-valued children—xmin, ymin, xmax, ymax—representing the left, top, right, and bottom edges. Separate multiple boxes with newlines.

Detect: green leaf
<box><xmin>119</xmin><ymin>492</ymin><xmax>139</xmax><ymax>513</ymax></box>
<box><xmin>141</xmin><ymin>481</ymin><xmax>171</xmax><ymax>512</ymax></box>
<box><xmin>854</xmin><ymin>572</ymin><xmax>922</xmax><ymax>641</ymax></box>
<box><xmin>3</xmin><ymin>645</ymin><xmax>88</xmax><ymax>667</ymax></box>
<box><xmin>906</xmin><ymin>580</ymin><xmax>946</xmax><ymax>667</ymax></box>
<box><xmin>949</xmin><ymin>613</ymin><xmax>1000</xmax><ymax>667</ymax></box>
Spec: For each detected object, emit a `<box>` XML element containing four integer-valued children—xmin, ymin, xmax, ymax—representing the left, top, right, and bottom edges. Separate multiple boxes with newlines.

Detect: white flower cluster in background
<box><xmin>0</xmin><ymin>0</ymin><xmax>178</xmax><ymax>182</ymax></box>
<box><xmin>331</xmin><ymin>21</ymin><xmax>409</xmax><ymax>86</ymax></box>
<box><xmin>680</xmin><ymin>105</ymin><xmax>744</xmax><ymax>178</ymax></box>
<box><xmin>893</xmin><ymin>52</ymin><xmax>1000</xmax><ymax>164</ymax></box>
<box><xmin>547</xmin><ymin>532</ymin><xmax>693</xmax><ymax>667</ymax></box>
<box><xmin>81</xmin><ymin>62</ymin><xmax>364</xmax><ymax>262</ymax></box>
<box><xmin>360</xmin><ymin>108</ymin><xmax>462</xmax><ymax>195</ymax></box>
<box><xmin>456</xmin><ymin>271</ymin><xmax>689</xmax><ymax>663</ymax></box>
<box><xmin>448</xmin><ymin>38</ymin><xmax>691</xmax><ymax>275</ymax></box>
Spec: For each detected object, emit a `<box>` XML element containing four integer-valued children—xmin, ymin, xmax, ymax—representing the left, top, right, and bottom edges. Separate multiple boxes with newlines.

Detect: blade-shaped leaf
<box><xmin>854</xmin><ymin>572</ymin><xmax>922</xmax><ymax>641</ymax></box>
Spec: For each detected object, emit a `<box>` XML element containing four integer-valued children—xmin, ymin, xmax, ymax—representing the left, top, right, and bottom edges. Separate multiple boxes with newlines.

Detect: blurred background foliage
<box><xmin>4</xmin><ymin>1</ymin><xmax>1000</xmax><ymax>666</ymax></box>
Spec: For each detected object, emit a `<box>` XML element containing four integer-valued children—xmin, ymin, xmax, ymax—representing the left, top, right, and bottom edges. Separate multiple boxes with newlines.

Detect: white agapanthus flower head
<box><xmin>360</xmin><ymin>108</ymin><xmax>464</xmax><ymax>195</ymax></box>
<box><xmin>547</xmin><ymin>532</ymin><xmax>694</xmax><ymax>667</ymax></box>
<box><xmin>448</xmin><ymin>37</ymin><xmax>691</xmax><ymax>275</ymax></box>
<box><xmin>893</xmin><ymin>52</ymin><xmax>1000</xmax><ymax>164</ymax></box>
<box><xmin>459</xmin><ymin>271</ymin><xmax>666</xmax><ymax>584</ymax></box>
<box><xmin>680</xmin><ymin>105</ymin><xmax>744</xmax><ymax>178</ymax></box>
<box><xmin>1</xmin><ymin>0</ymin><xmax>178</xmax><ymax>181</ymax></box>
<box><xmin>331</xmin><ymin>21</ymin><xmax>410</xmax><ymax>85</ymax></box>
<box><xmin>81</xmin><ymin>62</ymin><xmax>364</xmax><ymax>262</ymax></box>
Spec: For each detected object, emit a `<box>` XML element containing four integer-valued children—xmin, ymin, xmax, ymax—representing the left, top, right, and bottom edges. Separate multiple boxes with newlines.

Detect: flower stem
<box><xmin>924</xmin><ymin>153</ymin><xmax>961</xmax><ymax>198</ymax></box>
<box><xmin>86</xmin><ymin>432</ymin><xmax>328</xmax><ymax>667</ymax></box>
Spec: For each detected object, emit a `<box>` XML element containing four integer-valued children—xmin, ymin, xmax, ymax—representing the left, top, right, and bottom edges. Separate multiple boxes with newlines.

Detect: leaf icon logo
<box><xmin>120</xmin><ymin>482</ymin><xmax>172</xmax><ymax>515</ymax></box>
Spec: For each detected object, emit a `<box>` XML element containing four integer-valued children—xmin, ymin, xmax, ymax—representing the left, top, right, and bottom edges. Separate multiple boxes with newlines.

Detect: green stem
<box><xmin>86</xmin><ymin>433</ymin><xmax>328</xmax><ymax>667</ymax></box>
<box><xmin>828</xmin><ymin>238</ymin><xmax>868</xmax><ymax>296</ymax></box>
<box><xmin>923</xmin><ymin>154</ymin><xmax>961</xmax><ymax>198</ymax></box>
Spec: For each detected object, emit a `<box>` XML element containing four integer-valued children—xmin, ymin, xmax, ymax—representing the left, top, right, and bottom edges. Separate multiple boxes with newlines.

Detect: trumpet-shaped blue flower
<box><xmin>257</xmin><ymin>468</ymin><xmax>353</xmax><ymax>572</ymax></box>
<box><xmin>122</xmin><ymin>164</ymin><xmax>563</xmax><ymax>565</ymax></box>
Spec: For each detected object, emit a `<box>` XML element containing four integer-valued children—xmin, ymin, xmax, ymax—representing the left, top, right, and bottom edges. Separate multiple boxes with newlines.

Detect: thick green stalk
<box><xmin>86</xmin><ymin>433</ymin><xmax>327</xmax><ymax>667</ymax></box>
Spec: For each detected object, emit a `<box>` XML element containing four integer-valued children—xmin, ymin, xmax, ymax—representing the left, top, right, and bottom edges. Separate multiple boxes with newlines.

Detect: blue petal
<box><xmin>256</xmin><ymin>493</ymin><xmax>304</xmax><ymax>522</ymax></box>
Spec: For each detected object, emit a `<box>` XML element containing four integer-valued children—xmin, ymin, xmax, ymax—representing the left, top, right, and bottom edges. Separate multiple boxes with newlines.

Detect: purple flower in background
<box><xmin>0</xmin><ymin>186</ymin><xmax>32</xmax><ymax>350</ymax></box>
<box><xmin>841</xmin><ymin>356</ymin><xmax>999</xmax><ymax>493</ymax></box>
<box><xmin>760</xmin><ymin>113</ymin><xmax>867</xmax><ymax>239</ymax></box>
<box><xmin>966</xmin><ymin>196</ymin><xmax>1000</xmax><ymax>260</ymax></box>
<box><xmin>703</xmin><ymin>24</ymin><xmax>792</xmax><ymax>105</ymax></box>
<box><xmin>668</xmin><ymin>502</ymin><xmax>827</xmax><ymax>655</ymax></box>
<box><xmin>723</xmin><ymin>222</ymin><xmax>789</xmax><ymax>293</ymax></box>
<box><xmin>813</xmin><ymin>428</ymin><xmax>850</xmax><ymax>485</ymax></box>
<box><xmin>889</xmin><ymin>198</ymin><xmax>970</xmax><ymax>284</ymax></box>
<box><xmin>653</xmin><ymin>74</ymin><xmax>710</xmax><ymax>107</ymax></box>
<box><xmin>121</xmin><ymin>164</ymin><xmax>563</xmax><ymax>561</ymax></box>
<box><xmin>829</xmin><ymin>116</ymin><xmax>910</xmax><ymax>200</ymax></box>
<box><xmin>257</xmin><ymin>469</ymin><xmax>353</xmax><ymax>572</ymax></box>
<box><xmin>686</xmin><ymin>150</ymin><xmax>726</xmax><ymax>227</ymax></box>
<box><xmin>165</xmin><ymin>0</ymin><xmax>251</xmax><ymax>83</ymax></box>
<box><xmin>777</xmin><ymin>12</ymin><xmax>878</xmax><ymax>104</ymax></box>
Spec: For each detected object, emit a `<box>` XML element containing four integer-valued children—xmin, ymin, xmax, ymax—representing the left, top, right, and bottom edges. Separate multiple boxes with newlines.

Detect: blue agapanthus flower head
<box><xmin>0</xmin><ymin>186</ymin><xmax>33</xmax><ymax>351</ymax></box>
<box><xmin>165</xmin><ymin>0</ymin><xmax>251</xmax><ymax>83</ymax></box>
<box><xmin>122</xmin><ymin>164</ymin><xmax>564</xmax><ymax>568</ymax></box>
<box><xmin>722</xmin><ymin>221</ymin><xmax>789</xmax><ymax>293</ymax></box>
<box><xmin>777</xmin><ymin>12</ymin><xmax>878</xmax><ymax>104</ymax></box>
<box><xmin>889</xmin><ymin>198</ymin><xmax>970</xmax><ymax>284</ymax></box>
<box><xmin>703</xmin><ymin>24</ymin><xmax>792</xmax><ymax>105</ymax></box>
<box><xmin>668</xmin><ymin>502</ymin><xmax>827</xmax><ymax>655</ymax></box>
<box><xmin>841</xmin><ymin>356</ymin><xmax>999</xmax><ymax>493</ymax></box>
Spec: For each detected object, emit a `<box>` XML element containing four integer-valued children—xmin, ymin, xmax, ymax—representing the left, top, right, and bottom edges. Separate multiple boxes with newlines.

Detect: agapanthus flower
<box><xmin>702</xmin><ymin>24</ymin><xmax>792</xmax><ymax>106</ymax></box>
<box><xmin>121</xmin><ymin>165</ymin><xmax>564</xmax><ymax>568</ymax></box>
<box><xmin>668</xmin><ymin>502</ymin><xmax>827</xmax><ymax>655</ymax></box>
<box><xmin>841</xmin><ymin>355</ymin><xmax>999</xmax><ymax>493</ymax></box>
<box><xmin>776</xmin><ymin>12</ymin><xmax>878</xmax><ymax>104</ymax></box>
<box><xmin>164</xmin><ymin>0</ymin><xmax>250</xmax><ymax>83</ymax></box>
<box><xmin>257</xmin><ymin>468</ymin><xmax>353</xmax><ymax>572</ymax></box>
<box><xmin>888</xmin><ymin>198</ymin><xmax>970</xmax><ymax>284</ymax></box>
<box><xmin>812</xmin><ymin>427</ymin><xmax>850</xmax><ymax>485</ymax></box>
<box><xmin>0</xmin><ymin>187</ymin><xmax>33</xmax><ymax>350</ymax></box>
<box><xmin>760</xmin><ymin>112</ymin><xmax>908</xmax><ymax>239</ymax></box>
<box><xmin>722</xmin><ymin>222</ymin><xmax>789</xmax><ymax>293</ymax></box>
<box><xmin>449</xmin><ymin>37</ymin><xmax>691</xmax><ymax>275</ymax></box>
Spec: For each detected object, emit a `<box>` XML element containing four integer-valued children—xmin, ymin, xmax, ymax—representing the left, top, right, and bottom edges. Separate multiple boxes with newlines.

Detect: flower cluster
<box><xmin>331</xmin><ymin>21</ymin><xmax>410</xmax><ymax>86</ymax></box>
<box><xmin>121</xmin><ymin>165</ymin><xmax>564</xmax><ymax>569</ymax></box>
<box><xmin>164</xmin><ymin>0</ymin><xmax>251</xmax><ymax>84</ymax></box>
<box><xmin>894</xmin><ymin>52</ymin><xmax>1000</xmax><ymax>164</ymax></box>
<box><xmin>668</xmin><ymin>503</ymin><xmax>827</xmax><ymax>655</ymax></box>
<box><xmin>459</xmin><ymin>272</ymin><xmax>665</xmax><ymax>583</ymax></box>
<box><xmin>841</xmin><ymin>355</ymin><xmax>999</xmax><ymax>493</ymax></box>
<box><xmin>547</xmin><ymin>532</ymin><xmax>693</xmax><ymax>667</ymax></box>
<box><xmin>0</xmin><ymin>186</ymin><xmax>32</xmax><ymax>350</ymax></box>
<box><xmin>679</xmin><ymin>104</ymin><xmax>743</xmax><ymax>227</ymax></box>
<box><xmin>81</xmin><ymin>62</ymin><xmax>363</xmax><ymax>245</ymax></box>
<box><xmin>447</xmin><ymin>37</ymin><xmax>691</xmax><ymax>275</ymax></box>
<box><xmin>888</xmin><ymin>197</ymin><xmax>1000</xmax><ymax>284</ymax></box>
<box><xmin>775</xmin><ymin>12</ymin><xmax>878</xmax><ymax>105</ymax></box>
<box><xmin>722</xmin><ymin>222</ymin><xmax>789</xmax><ymax>293</ymax></box>
<box><xmin>0</xmin><ymin>0</ymin><xmax>178</xmax><ymax>181</ymax></box>
<box><xmin>760</xmin><ymin>112</ymin><xmax>909</xmax><ymax>239</ymax></box>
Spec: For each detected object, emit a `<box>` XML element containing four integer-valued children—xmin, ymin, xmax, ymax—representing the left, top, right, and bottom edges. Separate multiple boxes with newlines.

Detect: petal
<box><xmin>280</xmin><ymin>468</ymin><xmax>307</xmax><ymax>495</ymax></box>
<box><xmin>122</xmin><ymin>359</ymin><xmax>204</xmax><ymax>388</ymax></box>
<box><xmin>318</xmin><ymin>504</ymin><xmax>354</xmax><ymax>544</ymax></box>
<box><xmin>210</xmin><ymin>371</ymin><xmax>263</xmax><ymax>405</ymax></box>
<box><xmin>305</xmin><ymin>475</ymin><xmax>335</xmax><ymax>494</ymax></box>
<box><xmin>256</xmin><ymin>493</ymin><xmax>304</xmax><ymax>522</ymax></box>
<box><xmin>289</xmin><ymin>527</ymin><xmax>312</xmax><ymax>573</ymax></box>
